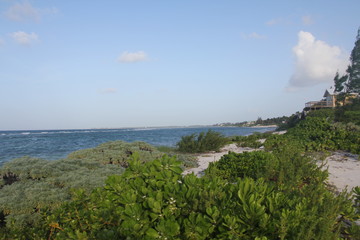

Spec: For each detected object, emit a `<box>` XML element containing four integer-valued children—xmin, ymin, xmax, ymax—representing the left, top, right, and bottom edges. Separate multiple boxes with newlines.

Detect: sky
<box><xmin>0</xmin><ymin>0</ymin><xmax>359</xmax><ymax>130</ymax></box>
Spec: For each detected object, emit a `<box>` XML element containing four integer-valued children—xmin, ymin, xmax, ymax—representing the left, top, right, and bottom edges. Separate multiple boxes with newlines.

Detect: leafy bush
<box><xmin>277</xmin><ymin>112</ymin><xmax>303</xmax><ymax>130</ymax></box>
<box><xmin>306</xmin><ymin>108</ymin><xmax>335</xmax><ymax>122</ymax></box>
<box><xmin>0</xmin><ymin>156</ymin><xmax>124</xmax><ymax>233</ymax></box>
<box><xmin>266</xmin><ymin>117</ymin><xmax>360</xmax><ymax>154</ymax></box>
<box><xmin>335</xmin><ymin>98</ymin><xmax>360</xmax><ymax>125</ymax></box>
<box><xmin>0</xmin><ymin>141</ymin><xmax>197</xmax><ymax>234</ymax></box>
<box><xmin>206</xmin><ymin>144</ymin><xmax>328</xmax><ymax>190</ymax></box>
<box><xmin>67</xmin><ymin>141</ymin><xmax>164</xmax><ymax>167</ymax></box>
<box><xmin>206</xmin><ymin>151</ymin><xmax>278</xmax><ymax>181</ymax></box>
<box><xmin>231</xmin><ymin>132</ymin><xmax>272</xmax><ymax>149</ymax></box>
<box><xmin>177</xmin><ymin>130</ymin><xmax>227</xmax><ymax>153</ymax></box>
<box><xmin>157</xmin><ymin>146</ymin><xmax>198</xmax><ymax>168</ymax></box>
<box><xmin>8</xmin><ymin>154</ymin><xmax>356</xmax><ymax>240</ymax></box>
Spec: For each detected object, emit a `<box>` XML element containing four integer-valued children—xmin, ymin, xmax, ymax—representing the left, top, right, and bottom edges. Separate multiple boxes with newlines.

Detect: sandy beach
<box><xmin>183</xmin><ymin>144</ymin><xmax>360</xmax><ymax>193</ymax></box>
<box><xmin>323</xmin><ymin>152</ymin><xmax>360</xmax><ymax>192</ymax></box>
<box><xmin>182</xmin><ymin>143</ymin><xmax>255</xmax><ymax>177</ymax></box>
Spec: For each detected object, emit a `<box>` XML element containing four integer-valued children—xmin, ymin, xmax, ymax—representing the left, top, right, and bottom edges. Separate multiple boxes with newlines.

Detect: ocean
<box><xmin>0</xmin><ymin>126</ymin><xmax>276</xmax><ymax>165</ymax></box>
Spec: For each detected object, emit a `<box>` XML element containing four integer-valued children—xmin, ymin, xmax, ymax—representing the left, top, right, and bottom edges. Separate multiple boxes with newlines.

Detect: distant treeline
<box><xmin>214</xmin><ymin>116</ymin><xmax>290</xmax><ymax>127</ymax></box>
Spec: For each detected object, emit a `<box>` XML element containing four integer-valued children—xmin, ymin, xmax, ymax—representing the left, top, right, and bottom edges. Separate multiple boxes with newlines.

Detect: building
<box><xmin>305</xmin><ymin>90</ymin><xmax>359</xmax><ymax>111</ymax></box>
<box><xmin>305</xmin><ymin>90</ymin><xmax>336</xmax><ymax>111</ymax></box>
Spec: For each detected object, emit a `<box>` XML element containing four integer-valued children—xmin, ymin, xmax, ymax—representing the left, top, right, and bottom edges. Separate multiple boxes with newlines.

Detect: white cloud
<box><xmin>266</xmin><ymin>18</ymin><xmax>282</xmax><ymax>26</ymax></box>
<box><xmin>0</xmin><ymin>38</ymin><xmax>4</xmax><ymax>46</ymax></box>
<box><xmin>4</xmin><ymin>1</ymin><xmax>57</xmax><ymax>22</ymax></box>
<box><xmin>5</xmin><ymin>1</ymin><xmax>40</xmax><ymax>22</ymax></box>
<box><xmin>118</xmin><ymin>51</ymin><xmax>148</xmax><ymax>63</ymax></box>
<box><xmin>287</xmin><ymin>31</ymin><xmax>348</xmax><ymax>90</ymax></box>
<box><xmin>10</xmin><ymin>31</ymin><xmax>38</xmax><ymax>45</ymax></box>
<box><xmin>241</xmin><ymin>32</ymin><xmax>266</xmax><ymax>40</ymax></box>
<box><xmin>99</xmin><ymin>88</ymin><xmax>117</xmax><ymax>94</ymax></box>
<box><xmin>302</xmin><ymin>15</ymin><xmax>314</xmax><ymax>25</ymax></box>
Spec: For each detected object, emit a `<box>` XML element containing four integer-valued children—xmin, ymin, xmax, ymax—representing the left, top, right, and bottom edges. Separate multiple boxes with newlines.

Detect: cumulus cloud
<box><xmin>10</xmin><ymin>31</ymin><xmax>38</xmax><ymax>45</ymax></box>
<box><xmin>302</xmin><ymin>15</ymin><xmax>314</xmax><ymax>25</ymax></box>
<box><xmin>99</xmin><ymin>88</ymin><xmax>117</xmax><ymax>94</ymax></box>
<box><xmin>287</xmin><ymin>31</ymin><xmax>348</xmax><ymax>90</ymax></box>
<box><xmin>241</xmin><ymin>32</ymin><xmax>266</xmax><ymax>40</ymax></box>
<box><xmin>5</xmin><ymin>1</ymin><xmax>40</xmax><ymax>22</ymax></box>
<box><xmin>4</xmin><ymin>1</ymin><xmax>57</xmax><ymax>22</ymax></box>
<box><xmin>118</xmin><ymin>51</ymin><xmax>148</xmax><ymax>63</ymax></box>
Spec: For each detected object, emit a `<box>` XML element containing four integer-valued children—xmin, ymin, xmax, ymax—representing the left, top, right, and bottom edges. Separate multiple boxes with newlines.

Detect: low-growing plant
<box><xmin>266</xmin><ymin>117</ymin><xmax>360</xmax><ymax>154</ymax></box>
<box><xmin>7</xmin><ymin>154</ymin><xmax>356</xmax><ymax>240</ymax></box>
<box><xmin>306</xmin><ymin>108</ymin><xmax>335</xmax><ymax>121</ymax></box>
<box><xmin>0</xmin><ymin>156</ymin><xmax>124</xmax><ymax>235</ymax></box>
<box><xmin>67</xmin><ymin>141</ymin><xmax>163</xmax><ymax>167</ymax></box>
<box><xmin>206</xmin><ymin>151</ymin><xmax>278</xmax><ymax>181</ymax></box>
<box><xmin>177</xmin><ymin>130</ymin><xmax>227</xmax><ymax>153</ymax></box>
<box><xmin>335</xmin><ymin>99</ymin><xmax>360</xmax><ymax>125</ymax></box>
<box><xmin>231</xmin><ymin>132</ymin><xmax>272</xmax><ymax>149</ymax></box>
<box><xmin>156</xmin><ymin>145</ymin><xmax>198</xmax><ymax>168</ymax></box>
<box><xmin>0</xmin><ymin>141</ymin><xmax>197</xmax><ymax>235</ymax></box>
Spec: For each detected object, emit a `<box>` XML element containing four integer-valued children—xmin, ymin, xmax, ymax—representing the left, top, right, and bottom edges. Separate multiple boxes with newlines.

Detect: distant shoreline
<box><xmin>0</xmin><ymin>125</ymin><xmax>277</xmax><ymax>132</ymax></box>
<box><xmin>248</xmin><ymin>124</ymin><xmax>278</xmax><ymax>128</ymax></box>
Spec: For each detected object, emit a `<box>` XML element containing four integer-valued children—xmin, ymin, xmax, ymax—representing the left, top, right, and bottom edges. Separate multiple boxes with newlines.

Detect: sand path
<box><xmin>323</xmin><ymin>152</ymin><xmax>360</xmax><ymax>192</ymax></box>
<box><xmin>183</xmin><ymin>144</ymin><xmax>360</xmax><ymax>192</ymax></box>
<box><xmin>182</xmin><ymin>144</ymin><xmax>255</xmax><ymax>177</ymax></box>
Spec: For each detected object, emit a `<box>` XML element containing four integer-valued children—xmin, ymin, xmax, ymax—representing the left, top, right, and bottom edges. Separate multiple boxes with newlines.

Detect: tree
<box><xmin>334</xmin><ymin>27</ymin><xmax>360</xmax><ymax>104</ymax></box>
<box><xmin>347</xmin><ymin>27</ymin><xmax>360</xmax><ymax>93</ymax></box>
<box><xmin>333</xmin><ymin>71</ymin><xmax>349</xmax><ymax>105</ymax></box>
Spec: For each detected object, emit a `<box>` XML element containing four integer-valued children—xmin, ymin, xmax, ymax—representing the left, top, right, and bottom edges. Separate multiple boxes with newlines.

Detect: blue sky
<box><xmin>0</xmin><ymin>0</ymin><xmax>359</xmax><ymax>130</ymax></box>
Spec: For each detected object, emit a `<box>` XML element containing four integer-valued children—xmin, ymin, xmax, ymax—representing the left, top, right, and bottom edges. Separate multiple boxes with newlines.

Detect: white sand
<box><xmin>183</xmin><ymin>144</ymin><xmax>360</xmax><ymax>193</ymax></box>
<box><xmin>182</xmin><ymin>144</ymin><xmax>255</xmax><ymax>177</ymax></box>
<box><xmin>322</xmin><ymin>152</ymin><xmax>360</xmax><ymax>192</ymax></box>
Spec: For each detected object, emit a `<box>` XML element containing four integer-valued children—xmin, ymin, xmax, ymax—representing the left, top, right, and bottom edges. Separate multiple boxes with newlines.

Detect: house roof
<box><xmin>323</xmin><ymin>89</ymin><xmax>331</xmax><ymax>97</ymax></box>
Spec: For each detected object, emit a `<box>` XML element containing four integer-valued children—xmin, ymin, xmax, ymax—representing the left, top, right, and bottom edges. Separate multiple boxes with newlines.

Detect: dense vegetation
<box><xmin>266</xmin><ymin>117</ymin><xmax>360</xmax><ymax>154</ymax></box>
<box><xmin>176</xmin><ymin>130</ymin><xmax>228</xmax><ymax>153</ymax></box>
<box><xmin>333</xmin><ymin>27</ymin><xmax>360</xmax><ymax>102</ymax></box>
<box><xmin>231</xmin><ymin>132</ymin><xmax>273</xmax><ymax>149</ymax></box>
<box><xmin>0</xmin><ymin>141</ymin><xmax>197</xmax><ymax>237</ymax></box>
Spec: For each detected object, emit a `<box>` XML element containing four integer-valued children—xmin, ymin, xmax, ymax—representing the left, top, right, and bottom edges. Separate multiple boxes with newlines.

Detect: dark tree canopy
<box><xmin>334</xmin><ymin>27</ymin><xmax>360</xmax><ymax>97</ymax></box>
<box><xmin>347</xmin><ymin>27</ymin><xmax>360</xmax><ymax>93</ymax></box>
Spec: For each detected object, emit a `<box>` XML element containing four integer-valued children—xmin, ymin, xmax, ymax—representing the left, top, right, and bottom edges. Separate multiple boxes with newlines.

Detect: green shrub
<box><xmin>335</xmin><ymin>98</ymin><xmax>360</xmax><ymax>125</ymax></box>
<box><xmin>277</xmin><ymin>112</ymin><xmax>302</xmax><ymax>130</ymax></box>
<box><xmin>0</xmin><ymin>156</ymin><xmax>124</xmax><ymax>233</ymax></box>
<box><xmin>0</xmin><ymin>141</ymin><xmax>197</xmax><ymax>234</ymax></box>
<box><xmin>157</xmin><ymin>146</ymin><xmax>198</xmax><ymax>168</ymax></box>
<box><xmin>306</xmin><ymin>108</ymin><xmax>335</xmax><ymax>122</ymax></box>
<box><xmin>177</xmin><ymin>130</ymin><xmax>227</xmax><ymax>153</ymax></box>
<box><xmin>231</xmin><ymin>132</ymin><xmax>272</xmax><ymax>149</ymax></box>
<box><xmin>67</xmin><ymin>141</ymin><xmax>163</xmax><ymax>167</ymax></box>
<box><xmin>206</xmin><ymin>151</ymin><xmax>278</xmax><ymax>181</ymax></box>
<box><xmin>266</xmin><ymin>117</ymin><xmax>360</xmax><ymax>154</ymax></box>
<box><xmin>9</xmin><ymin>154</ymin><xmax>355</xmax><ymax>240</ymax></box>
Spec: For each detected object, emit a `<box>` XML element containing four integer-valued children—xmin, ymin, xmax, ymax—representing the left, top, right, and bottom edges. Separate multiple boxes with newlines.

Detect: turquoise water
<box><xmin>0</xmin><ymin>126</ymin><xmax>275</xmax><ymax>165</ymax></box>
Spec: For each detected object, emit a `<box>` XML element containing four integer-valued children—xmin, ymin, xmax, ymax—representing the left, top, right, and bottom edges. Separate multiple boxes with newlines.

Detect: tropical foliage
<box><xmin>176</xmin><ymin>130</ymin><xmax>228</xmax><ymax>153</ymax></box>
<box><xmin>0</xmin><ymin>141</ymin><xmax>197</xmax><ymax>236</ymax></box>
<box><xmin>231</xmin><ymin>132</ymin><xmax>272</xmax><ymax>149</ymax></box>
<box><xmin>2</xmin><ymin>153</ymin><xmax>357</xmax><ymax>240</ymax></box>
<box><xmin>266</xmin><ymin>117</ymin><xmax>360</xmax><ymax>154</ymax></box>
<box><xmin>333</xmin><ymin>27</ymin><xmax>360</xmax><ymax>106</ymax></box>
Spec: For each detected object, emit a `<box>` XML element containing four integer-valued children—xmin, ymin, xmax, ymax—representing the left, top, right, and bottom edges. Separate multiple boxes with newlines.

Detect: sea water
<box><xmin>0</xmin><ymin>126</ymin><xmax>275</xmax><ymax>165</ymax></box>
